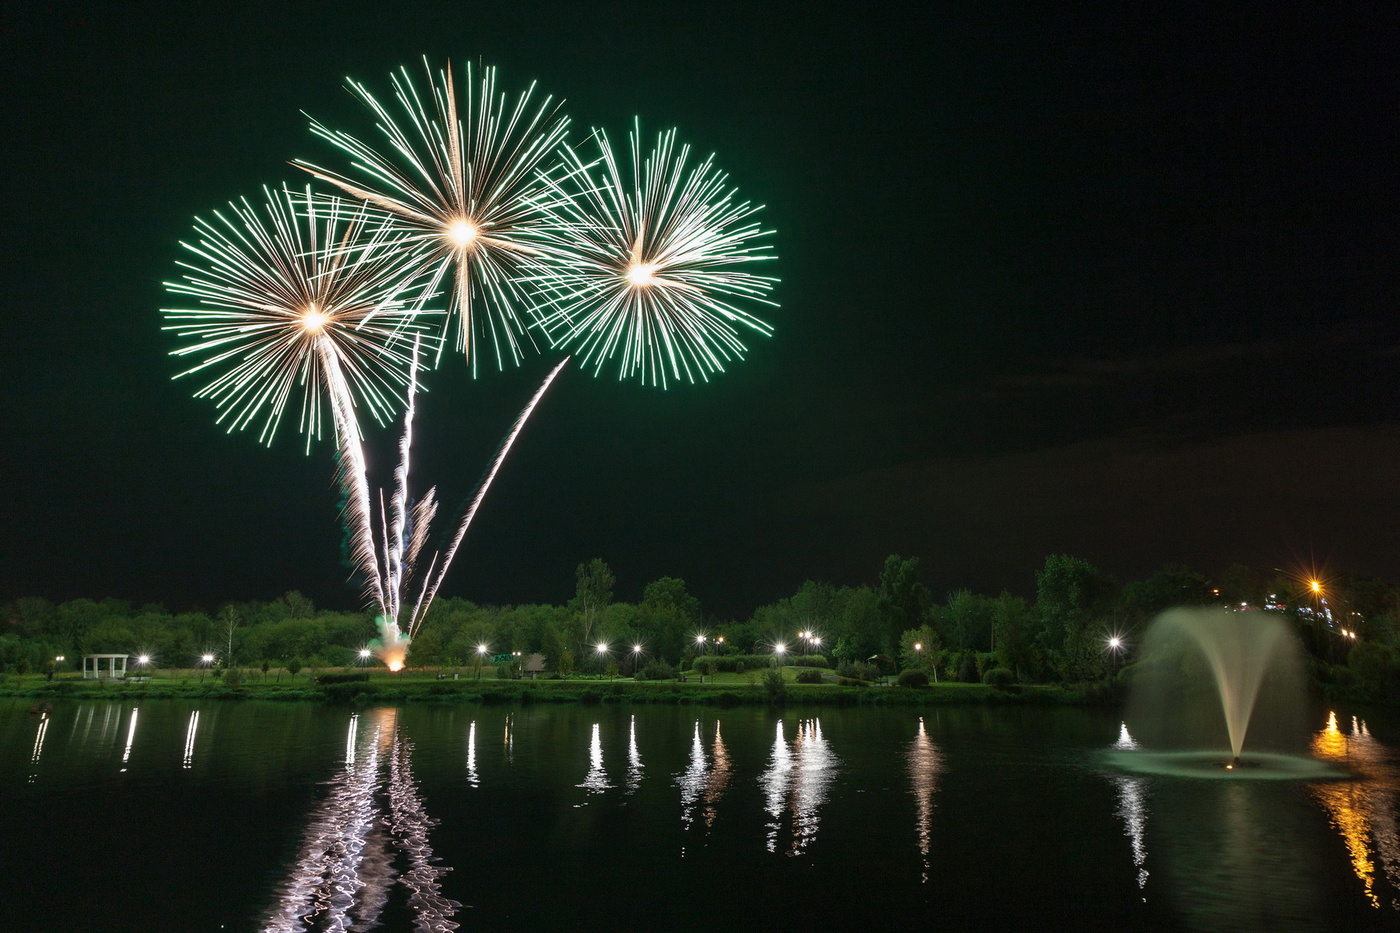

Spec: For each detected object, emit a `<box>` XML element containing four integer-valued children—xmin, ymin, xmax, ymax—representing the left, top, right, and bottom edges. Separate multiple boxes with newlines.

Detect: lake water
<box><xmin>3</xmin><ymin>699</ymin><xmax>1398</xmax><ymax>932</ymax></box>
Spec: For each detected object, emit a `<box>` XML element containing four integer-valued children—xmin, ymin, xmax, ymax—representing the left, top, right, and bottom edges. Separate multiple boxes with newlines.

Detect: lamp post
<box><xmin>773</xmin><ymin>643</ymin><xmax>787</xmax><ymax>669</ymax></box>
<box><xmin>358</xmin><ymin>648</ymin><xmax>372</xmax><ymax>665</ymax></box>
<box><xmin>596</xmin><ymin>643</ymin><xmax>609</xmax><ymax>680</ymax></box>
<box><xmin>632</xmin><ymin>644</ymin><xmax>644</xmax><ymax>677</ymax></box>
<box><xmin>199</xmin><ymin>653</ymin><xmax>214</xmax><ymax>683</ymax></box>
<box><xmin>476</xmin><ymin>644</ymin><xmax>488</xmax><ymax>682</ymax></box>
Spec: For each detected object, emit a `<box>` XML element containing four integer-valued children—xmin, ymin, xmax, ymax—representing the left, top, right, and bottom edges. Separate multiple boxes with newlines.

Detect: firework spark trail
<box><xmin>406</xmin><ymin>356</ymin><xmax>569</xmax><ymax>638</ymax></box>
<box><xmin>163</xmin><ymin>186</ymin><xmax>433</xmax><ymax>449</ymax></box>
<box><xmin>530</xmin><ymin>122</ymin><xmax>779</xmax><ymax>387</ymax></box>
<box><xmin>296</xmin><ymin>59</ymin><xmax>572</xmax><ymax>370</ymax></box>
<box><xmin>323</xmin><ymin>339</ymin><xmax>389</xmax><ymax>618</ymax></box>
<box><xmin>385</xmin><ymin>339</ymin><xmax>422</xmax><ymax>626</ymax></box>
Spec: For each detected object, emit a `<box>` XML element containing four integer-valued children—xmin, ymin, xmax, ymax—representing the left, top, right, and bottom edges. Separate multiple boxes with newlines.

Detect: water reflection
<box><xmin>1111</xmin><ymin>723</ymin><xmax>1150</xmax><ymax>895</ymax></box>
<box><xmin>626</xmin><ymin>715</ymin><xmax>644</xmax><ymax>795</ymax></box>
<box><xmin>703</xmin><ymin>721</ymin><xmax>731</xmax><ymax>828</ymax></box>
<box><xmin>465</xmin><ymin>721</ymin><xmax>479</xmax><ymax>787</ymax></box>
<box><xmin>1310</xmin><ymin>711</ymin><xmax>1400</xmax><ymax>910</ymax></box>
<box><xmin>758</xmin><ymin>718</ymin><xmax>838</xmax><ymax>856</ymax></box>
<box><xmin>119</xmin><ymin>707</ymin><xmax>139</xmax><ymax>771</ymax></box>
<box><xmin>264</xmin><ymin>708</ymin><xmax>459</xmax><ymax>932</ymax></box>
<box><xmin>182</xmin><ymin>710</ymin><xmax>200</xmax><ymax>770</ymax></box>
<box><xmin>678</xmin><ymin>720</ymin><xmax>707</xmax><ymax>831</ymax></box>
<box><xmin>906</xmin><ymin>717</ymin><xmax>942</xmax><ymax>883</ymax></box>
<box><xmin>578</xmin><ymin>722</ymin><xmax>611</xmax><ymax>794</ymax></box>
<box><xmin>28</xmin><ymin>710</ymin><xmax>49</xmax><ymax>783</ymax></box>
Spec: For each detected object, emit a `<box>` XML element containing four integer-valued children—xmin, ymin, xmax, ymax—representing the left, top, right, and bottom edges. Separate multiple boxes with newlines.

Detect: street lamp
<box><xmin>1105</xmin><ymin>635</ymin><xmax>1125</xmax><ymax>678</ymax></box>
<box><xmin>632</xmin><ymin>643</ymin><xmax>644</xmax><ymax>676</ymax></box>
<box><xmin>773</xmin><ymin>643</ymin><xmax>787</xmax><ymax>668</ymax></box>
<box><xmin>199</xmin><ymin>653</ymin><xmax>215</xmax><ymax>683</ymax></box>
<box><xmin>358</xmin><ymin>648</ymin><xmax>372</xmax><ymax>664</ymax></box>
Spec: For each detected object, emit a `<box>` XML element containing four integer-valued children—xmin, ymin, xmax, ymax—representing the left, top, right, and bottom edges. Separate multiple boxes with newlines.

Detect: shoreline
<box><xmin>0</xmin><ymin>675</ymin><xmax>1111</xmax><ymax>707</ymax></box>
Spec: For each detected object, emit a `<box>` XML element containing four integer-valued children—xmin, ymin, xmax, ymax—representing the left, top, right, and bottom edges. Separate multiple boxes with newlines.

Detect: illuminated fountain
<box><xmin>1113</xmin><ymin>607</ymin><xmax>1342</xmax><ymax>779</ymax></box>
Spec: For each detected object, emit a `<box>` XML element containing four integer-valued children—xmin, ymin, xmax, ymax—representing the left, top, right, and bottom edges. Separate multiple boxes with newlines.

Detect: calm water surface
<box><xmin>3</xmin><ymin>700</ymin><xmax>1398</xmax><ymax>932</ymax></box>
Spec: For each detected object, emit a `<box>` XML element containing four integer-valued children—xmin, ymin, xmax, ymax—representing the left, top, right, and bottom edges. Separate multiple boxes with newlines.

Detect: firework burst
<box><xmin>162</xmin><ymin>185</ymin><xmax>433</xmax><ymax>448</ymax></box>
<box><xmin>295</xmin><ymin>59</ymin><xmax>571</xmax><ymax>371</ymax></box>
<box><xmin>531</xmin><ymin>122</ymin><xmax>779</xmax><ymax>386</ymax></box>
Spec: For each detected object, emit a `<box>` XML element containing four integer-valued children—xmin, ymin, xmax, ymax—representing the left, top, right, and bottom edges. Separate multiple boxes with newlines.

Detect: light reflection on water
<box><xmin>759</xmin><ymin>718</ymin><xmax>838</xmax><ymax>856</ymax></box>
<box><xmin>28</xmin><ymin>711</ymin><xmax>49</xmax><ymax>783</ymax></box>
<box><xmin>182</xmin><ymin>710</ymin><xmax>200</xmax><ymax>770</ymax></box>
<box><xmin>1310</xmin><ymin>711</ymin><xmax>1400</xmax><ymax>910</ymax></box>
<box><xmin>906</xmin><ymin>717</ymin><xmax>942</xmax><ymax>883</ymax></box>
<box><xmin>263</xmin><ymin>707</ymin><xmax>459</xmax><ymax>932</ymax></box>
<box><xmin>1111</xmin><ymin>723</ymin><xmax>1150</xmax><ymax>895</ymax></box>
<box><xmin>626</xmin><ymin>714</ymin><xmax>644</xmax><ymax>795</ymax></box>
<box><xmin>464</xmin><ymin>721</ymin><xmax>478</xmax><ymax>788</ymax></box>
<box><xmin>119</xmin><ymin>707</ymin><xmax>138</xmax><ymax>769</ymax></box>
<box><xmin>577</xmin><ymin>722</ymin><xmax>611</xmax><ymax>795</ymax></box>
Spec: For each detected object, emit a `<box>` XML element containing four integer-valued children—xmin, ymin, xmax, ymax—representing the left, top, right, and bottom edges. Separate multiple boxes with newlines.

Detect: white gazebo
<box><xmin>82</xmin><ymin>654</ymin><xmax>129</xmax><ymax>680</ymax></box>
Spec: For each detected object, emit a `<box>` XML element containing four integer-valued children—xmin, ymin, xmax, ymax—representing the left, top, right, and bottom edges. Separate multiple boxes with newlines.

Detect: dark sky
<box><xmin>3</xmin><ymin>1</ymin><xmax>1398</xmax><ymax>617</ymax></box>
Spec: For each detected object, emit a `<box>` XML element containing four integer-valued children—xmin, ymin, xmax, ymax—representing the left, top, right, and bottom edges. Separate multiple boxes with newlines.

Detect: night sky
<box><xmin>4</xmin><ymin>2</ymin><xmax>1398</xmax><ymax>617</ymax></box>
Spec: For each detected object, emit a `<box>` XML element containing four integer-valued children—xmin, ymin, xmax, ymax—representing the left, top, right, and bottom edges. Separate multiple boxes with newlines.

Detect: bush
<box><xmin>694</xmin><ymin>653</ymin><xmax>786</xmax><ymax>673</ymax></box>
<box><xmin>795</xmin><ymin>669</ymin><xmax>823</xmax><ymax>685</ymax></box>
<box><xmin>316</xmin><ymin>672</ymin><xmax>370</xmax><ymax>685</ymax></box>
<box><xmin>322</xmin><ymin>681</ymin><xmax>375</xmax><ymax>703</ymax></box>
<box><xmin>223</xmin><ymin>668</ymin><xmax>244</xmax><ymax>689</ymax></box>
<box><xmin>837</xmin><ymin>677</ymin><xmax>868</xmax><ymax>687</ymax></box>
<box><xmin>896</xmin><ymin>669</ymin><xmax>929</xmax><ymax>688</ymax></box>
<box><xmin>637</xmin><ymin>660</ymin><xmax>677</xmax><ymax>681</ymax></box>
<box><xmin>983</xmin><ymin>667</ymin><xmax>1016</xmax><ymax>687</ymax></box>
<box><xmin>762</xmin><ymin>667</ymin><xmax>786</xmax><ymax>701</ymax></box>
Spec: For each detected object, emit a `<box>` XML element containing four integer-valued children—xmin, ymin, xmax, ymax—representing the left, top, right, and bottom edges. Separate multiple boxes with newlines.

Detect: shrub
<box><xmin>837</xmin><ymin>677</ymin><xmax>867</xmax><ymax>687</ymax></box>
<box><xmin>983</xmin><ymin>667</ymin><xmax>1016</xmax><ymax>687</ymax></box>
<box><xmin>836</xmin><ymin>660</ymin><xmax>859</xmax><ymax>680</ymax></box>
<box><xmin>637</xmin><ymin>660</ymin><xmax>676</xmax><ymax>681</ymax></box>
<box><xmin>762</xmin><ymin>667</ymin><xmax>786</xmax><ymax>701</ymax></box>
<box><xmin>896</xmin><ymin>669</ymin><xmax>930</xmax><ymax>688</ymax></box>
<box><xmin>694</xmin><ymin>653</ymin><xmax>783</xmax><ymax>673</ymax></box>
<box><xmin>321</xmin><ymin>682</ymin><xmax>374</xmax><ymax>703</ymax></box>
<box><xmin>223</xmin><ymin>668</ymin><xmax>244</xmax><ymax>689</ymax></box>
<box><xmin>795</xmin><ymin>669</ymin><xmax>823</xmax><ymax>685</ymax></box>
<box><xmin>316</xmin><ymin>672</ymin><xmax>370</xmax><ymax>685</ymax></box>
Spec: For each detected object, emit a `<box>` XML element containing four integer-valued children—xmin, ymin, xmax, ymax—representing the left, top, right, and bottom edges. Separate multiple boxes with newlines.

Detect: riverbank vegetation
<box><xmin>3</xmin><ymin>555</ymin><xmax>1398</xmax><ymax>704</ymax></box>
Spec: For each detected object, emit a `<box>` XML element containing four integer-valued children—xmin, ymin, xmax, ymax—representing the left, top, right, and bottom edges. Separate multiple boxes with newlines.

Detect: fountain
<box><xmin>1112</xmin><ymin>607</ymin><xmax>1344</xmax><ymax>780</ymax></box>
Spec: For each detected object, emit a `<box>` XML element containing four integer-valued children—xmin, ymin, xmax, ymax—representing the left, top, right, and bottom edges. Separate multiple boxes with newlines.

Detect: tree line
<box><xmin>4</xmin><ymin>555</ymin><xmax>1399</xmax><ymax>697</ymax></box>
